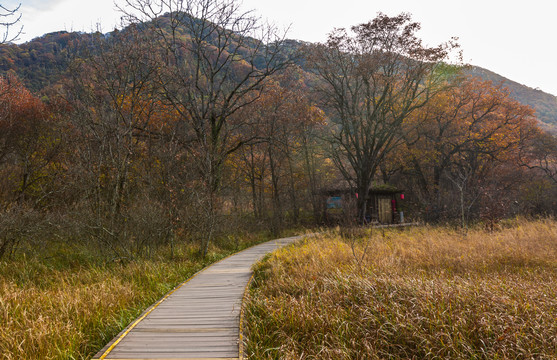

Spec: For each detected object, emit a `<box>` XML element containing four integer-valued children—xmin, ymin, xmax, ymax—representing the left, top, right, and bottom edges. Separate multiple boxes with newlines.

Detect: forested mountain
<box><xmin>1</xmin><ymin>30</ymin><xmax>556</xmax><ymax>132</ymax></box>
<box><xmin>467</xmin><ymin>66</ymin><xmax>557</xmax><ymax>132</ymax></box>
<box><xmin>0</xmin><ymin>31</ymin><xmax>92</xmax><ymax>92</ymax></box>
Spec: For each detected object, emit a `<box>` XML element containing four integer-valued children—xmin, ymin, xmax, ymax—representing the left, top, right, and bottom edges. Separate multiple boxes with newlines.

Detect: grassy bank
<box><xmin>0</xmin><ymin>233</ymin><xmax>269</xmax><ymax>360</ymax></box>
<box><xmin>244</xmin><ymin>219</ymin><xmax>557</xmax><ymax>359</ymax></box>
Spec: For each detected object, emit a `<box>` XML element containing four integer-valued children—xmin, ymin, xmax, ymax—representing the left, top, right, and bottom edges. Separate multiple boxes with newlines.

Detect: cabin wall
<box><xmin>323</xmin><ymin>191</ymin><xmax>400</xmax><ymax>224</ymax></box>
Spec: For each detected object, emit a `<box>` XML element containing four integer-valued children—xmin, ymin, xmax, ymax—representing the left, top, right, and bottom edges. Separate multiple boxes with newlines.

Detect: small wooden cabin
<box><xmin>321</xmin><ymin>184</ymin><xmax>403</xmax><ymax>224</ymax></box>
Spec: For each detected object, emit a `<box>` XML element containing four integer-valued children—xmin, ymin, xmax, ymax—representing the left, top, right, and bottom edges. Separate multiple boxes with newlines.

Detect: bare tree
<box><xmin>307</xmin><ymin>13</ymin><xmax>458</xmax><ymax>222</ymax></box>
<box><xmin>120</xmin><ymin>0</ymin><xmax>291</xmax><ymax>255</ymax></box>
<box><xmin>67</xmin><ymin>26</ymin><xmax>165</xmax><ymax>258</ymax></box>
<box><xmin>0</xmin><ymin>3</ymin><xmax>22</xmax><ymax>44</ymax></box>
<box><xmin>519</xmin><ymin>130</ymin><xmax>557</xmax><ymax>184</ymax></box>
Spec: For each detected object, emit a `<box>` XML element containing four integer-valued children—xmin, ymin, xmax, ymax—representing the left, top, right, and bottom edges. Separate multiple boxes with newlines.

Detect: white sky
<box><xmin>4</xmin><ymin>0</ymin><xmax>557</xmax><ymax>96</ymax></box>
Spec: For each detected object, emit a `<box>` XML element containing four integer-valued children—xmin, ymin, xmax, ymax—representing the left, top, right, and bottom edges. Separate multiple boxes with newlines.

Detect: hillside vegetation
<box><xmin>2</xmin><ymin>32</ymin><xmax>557</xmax><ymax>132</ymax></box>
<box><xmin>0</xmin><ymin>31</ymin><xmax>87</xmax><ymax>92</ymax></box>
<box><xmin>244</xmin><ymin>220</ymin><xmax>557</xmax><ymax>359</ymax></box>
<box><xmin>468</xmin><ymin>66</ymin><xmax>557</xmax><ymax>132</ymax></box>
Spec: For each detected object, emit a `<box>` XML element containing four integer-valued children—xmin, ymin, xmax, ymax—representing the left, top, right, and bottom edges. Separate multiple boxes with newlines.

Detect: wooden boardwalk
<box><xmin>93</xmin><ymin>235</ymin><xmax>303</xmax><ymax>360</ymax></box>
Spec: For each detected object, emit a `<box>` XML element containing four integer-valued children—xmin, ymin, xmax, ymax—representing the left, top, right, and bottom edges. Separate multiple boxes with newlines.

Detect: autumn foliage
<box><xmin>394</xmin><ymin>77</ymin><xmax>539</xmax><ymax>224</ymax></box>
<box><xmin>0</xmin><ymin>75</ymin><xmax>62</xmax><ymax>207</ymax></box>
<box><xmin>0</xmin><ymin>11</ymin><xmax>555</xmax><ymax>262</ymax></box>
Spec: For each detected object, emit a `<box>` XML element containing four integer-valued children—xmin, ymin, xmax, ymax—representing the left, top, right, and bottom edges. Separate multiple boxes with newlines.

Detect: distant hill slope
<box><xmin>1</xmin><ymin>30</ymin><xmax>556</xmax><ymax>133</ymax></box>
<box><xmin>467</xmin><ymin>66</ymin><xmax>557</xmax><ymax>133</ymax></box>
<box><xmin>0</xmin><ymin>31</ymin><xmax>94</xmax><ymax>93</ymax></box>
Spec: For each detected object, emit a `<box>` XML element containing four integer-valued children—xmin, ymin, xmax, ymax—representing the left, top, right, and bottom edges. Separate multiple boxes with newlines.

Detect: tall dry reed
<box><xmin>0</xmin><ymin>231</ymin><xmax>268</xmax><ymax>360</ymax></box>
<box><xmin>245</xmin><ymin>219</ymin><xmax>557</xmax><ymax>359</ymax></box>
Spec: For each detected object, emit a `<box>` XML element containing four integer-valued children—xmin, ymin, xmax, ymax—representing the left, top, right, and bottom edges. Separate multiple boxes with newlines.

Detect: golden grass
<box><xmin>0</xmin><ymin>231</ymin><xmax>269</xmax><ymax>360</ymax></box>
<box><xmin>244</xmin><ymin>219</ymin><xmax>557</xmax><ymax>359</ymax></box>
<box><xmin>0</xmin><ymin>259</ymin><xmax>205</xmax><ymax>359</ymax></box>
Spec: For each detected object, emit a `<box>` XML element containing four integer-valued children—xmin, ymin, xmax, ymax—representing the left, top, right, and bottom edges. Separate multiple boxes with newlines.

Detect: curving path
<box><xmin>92</xmin><ymin>235</ymin><xmax>303</xmax><ymax>360</ymax></box>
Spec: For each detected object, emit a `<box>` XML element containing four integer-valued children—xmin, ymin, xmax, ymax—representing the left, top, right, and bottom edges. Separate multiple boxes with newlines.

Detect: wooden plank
<box><xmin>105</xmin><ymin>353</ymin><xmax>238</xmax><ymax>358</ymax></box>
<box><xmin>104</xmin><ymin>356</ymin><xmax>237</xmax><ymax>359</ymax></box>
<box><xmin>104</xmin><ymin>358</ymin><xmax>237</xmax><ymax>360</ymax></box>
<box><xmin>115</xmin><ymin>345</ymin><xmax>237</xmax><ymax>351</ymax></box>
<box><xmin>93</xmin><ymin>235</ymin><xmax>303</xmax><ymax>360</ymax></box>
<box><xmin>125</xmin><ymin>330</ymin><xmax>235</xmax><ymax>334</ymax></box>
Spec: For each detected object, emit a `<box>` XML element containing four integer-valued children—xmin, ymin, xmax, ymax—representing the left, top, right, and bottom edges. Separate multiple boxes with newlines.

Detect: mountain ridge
<box><xmin>467</xmin><ymin>66</ymin><xmax>557</xmax><ymax>132</ymax></box>
<box><xmin>1</xmin><ymin>29</ymin><xmax>556</xmax><ymax>132</ymax></box>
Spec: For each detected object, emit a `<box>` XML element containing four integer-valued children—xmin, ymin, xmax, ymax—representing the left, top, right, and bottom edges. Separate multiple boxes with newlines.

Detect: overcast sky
<box><xmin>4</xmin><ymin>0</ymin><xmax>557</xmax><ymax>96</ymax></box>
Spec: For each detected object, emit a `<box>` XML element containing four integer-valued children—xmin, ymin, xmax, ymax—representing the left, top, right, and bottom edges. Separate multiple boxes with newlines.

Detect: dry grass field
<box><xmin>244</xmin><ymin>219</ymin><xmax>557</xmax><ymax>359</ymax></box>
<box><xmin>0</xmin><ymin>258</ymin><xmax>200</xmax><ymax>359</ymax></box>
<box><xmin>0</xmin><ymin>234</ymin><xmax>265</xmax><ymax>360</ymax></box>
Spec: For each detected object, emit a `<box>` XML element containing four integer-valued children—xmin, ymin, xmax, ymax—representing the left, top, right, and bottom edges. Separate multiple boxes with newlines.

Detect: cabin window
<box><xmin>326</xmin><ymin>196</ymin><xmax>342</xmax><ymax>209</ymax></box>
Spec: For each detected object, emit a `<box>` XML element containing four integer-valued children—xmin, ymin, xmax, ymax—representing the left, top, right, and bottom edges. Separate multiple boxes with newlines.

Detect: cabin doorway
<box><xmin>378</xmin><ymin>196</ymin><xmax>392</xmax><ymax>223</ymax></box>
